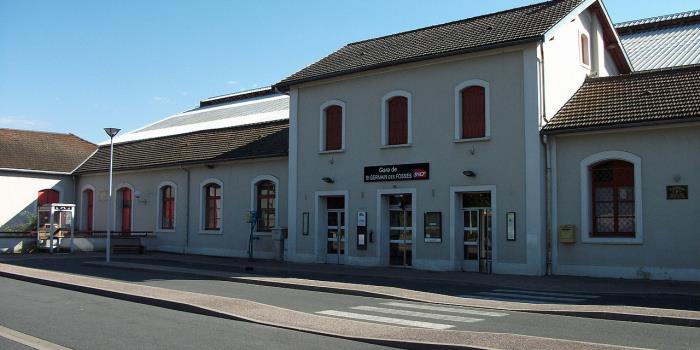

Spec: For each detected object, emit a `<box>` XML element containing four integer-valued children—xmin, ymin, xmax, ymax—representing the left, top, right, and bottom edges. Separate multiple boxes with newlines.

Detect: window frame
<box><xmin>579</xmin><ymin>31</ymin><xmax>591</xmax><ymax>69</ymax></box>
<box><xmin>580</xmin><ymin>151</ymin><xmax>643</xmax><ymax>244</ymax></box>
<box><xmin>156</xmin><ymin>181</ymin><xmax>177</xmax><ymax>232</ymax></box>
<box><xmin>200</xmin><ymin>178</ymin><xmax>223</xmax><ymax>234</ymax></box>
<box><xmin>319</xmin><ymin>100</ymin><xmax>346</xmax><ymax>153</ymax></box>
<box><xmin>381</xmin><ymin>90</ymin><xmax>412</xmax><ymax>147</ymax></box>
<box><xmin>454</xmin><ymin>79</ymin><xmax>491</xmax><ymax>142</ymax></box>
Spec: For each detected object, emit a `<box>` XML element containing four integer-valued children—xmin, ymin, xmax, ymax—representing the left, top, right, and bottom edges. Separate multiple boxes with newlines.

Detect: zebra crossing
<box><xmin>316</xmin><ymin>301</ymin><xmax>508</xmax><ymax>330</ymax></box>
<box><xmin>459</xmin><ymin>288</ymin><xmax>599</xmax><ymax>304</ymax></box>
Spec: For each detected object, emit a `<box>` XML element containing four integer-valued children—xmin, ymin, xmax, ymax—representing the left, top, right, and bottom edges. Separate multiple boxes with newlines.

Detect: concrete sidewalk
<box><xmin>0</xmin><ymin>262</ymin><xmax>652</xmax><ymax>350</ymax></box>
<box><xmin>131</xmin><ymin>252</ymin><xmax>700</xmax><ymax>297</ymax></box>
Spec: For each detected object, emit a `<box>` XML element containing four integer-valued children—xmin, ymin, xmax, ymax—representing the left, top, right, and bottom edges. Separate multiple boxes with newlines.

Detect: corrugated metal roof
<box><xmin>616</xmin><ymin>9</ymin><xmax>700</xmax><ymax>29</ymax></box>
<box><xmin>620</xmin><ymin>22</ymin><xmax>700</xmax><ymax>70</ymax></box>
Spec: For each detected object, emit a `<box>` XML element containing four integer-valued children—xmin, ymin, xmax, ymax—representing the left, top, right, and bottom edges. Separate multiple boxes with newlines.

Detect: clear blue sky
<box><xmin>1</xmin><ymin>0</ymin><xmax>697</xmax><ymax>143</ymax></box>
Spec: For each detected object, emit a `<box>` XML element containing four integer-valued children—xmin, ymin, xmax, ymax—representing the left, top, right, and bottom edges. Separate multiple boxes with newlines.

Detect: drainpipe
<box><xmin>181</xmin><ymin>166</ymin><xmax>191</xmax><ymax>253</ymax></box>
<box><xmin>540</xmin><ymin>42</ymin><xmax>553</xmax><ymax>275</ymax></box>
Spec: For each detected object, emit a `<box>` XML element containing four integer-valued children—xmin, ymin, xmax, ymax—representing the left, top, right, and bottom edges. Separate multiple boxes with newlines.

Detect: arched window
<box><xmin>580</xmin><ymin>32</ymin><xmax>590</xmax><ymax>67</ymax></box>
<box><xmin>160</xmin><ymin>185</ymin><xmax>175</xmax><ymax>230</ymax></box>
<box><xmin>383</xmin><ymin>92</ymin><xmax>411</xmax><ymax>145</ymax></box>
<box><xmin>116</xmin><ymin>187</ymin><xmax>132</xmax><ymax>234</ymax></box>
<box><xmin>256</xmin><ymin>180</ymin><xmax>276</xmax><ymax>232</ymax></box>
<box><xmin>37</xmin><ymin>189</ymin><xmax>60</xmax><ymax>207</ymax></box>
<box><xmin>82</xmin><ymin>188</ymin><xmax>94</xmax><ymax>232</ymax></box>
<box><xmin>460</xmin><ymin>86</ymin><xmax>486</xmax><ymax>139</ymax></box>
<box><xmin>590</xmin><ymin>160</ymin><xmax>635</xmax><ymax>236</ymax></box>
<box><xmin>203</xmin><ymin>183</ymin><xmax>221</xmax><ymax>231</ymax></box>
<box><xmin>321</xmin><ymin>103</ymin><xmax>344</xmax><ymax>151</ymax></box>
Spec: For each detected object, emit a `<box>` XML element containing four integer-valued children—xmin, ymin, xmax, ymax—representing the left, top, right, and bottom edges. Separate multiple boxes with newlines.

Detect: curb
<box><xmin>86</xmin><ymin>261</ymin><xmax>700</xmax><ymax>328</ymax></box>
<box><xmin>0</xmin><ymin>269</ymin><xmax>478</xmax><ymax>350</ymax></box>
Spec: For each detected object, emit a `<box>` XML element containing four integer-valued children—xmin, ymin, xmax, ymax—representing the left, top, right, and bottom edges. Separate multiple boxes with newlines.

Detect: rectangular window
<box><xmin>256</xmin><ymin>181</ymin><xmax>276</xmax><ymax>232</ymax></box>
<box><xmin>325</xmin><ymin>105</ymin><xmax>343</xmax><ymax>151</ymax></box>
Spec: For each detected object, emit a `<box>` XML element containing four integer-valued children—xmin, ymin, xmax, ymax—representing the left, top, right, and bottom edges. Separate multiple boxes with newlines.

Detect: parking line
<box><xmin>0</xmin><ymin>324</ymin><xmax>72</xmax><ymax>350</ymax></box>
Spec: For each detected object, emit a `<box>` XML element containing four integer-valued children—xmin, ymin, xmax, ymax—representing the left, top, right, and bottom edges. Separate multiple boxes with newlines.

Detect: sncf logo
<box><xmin>413</xmin><ymin>169</ymin><xmax>428</xmax><ymax>179</ymax></box>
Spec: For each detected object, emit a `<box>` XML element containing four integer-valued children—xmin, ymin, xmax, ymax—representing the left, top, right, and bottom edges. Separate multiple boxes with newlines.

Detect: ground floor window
<box><xmin>256</xmin><ymin>180</ymin><xmax>275</xmax><ymax>232</ymax></box>
<box><xmin>590</xmin><ymin>160</ymin><xmax>635</xmax><ymax>237</ymax></box>
<box><xmin>204</xmin><ymin>183</ymin><xmax>221</xmax><ymax>230</ymax></box>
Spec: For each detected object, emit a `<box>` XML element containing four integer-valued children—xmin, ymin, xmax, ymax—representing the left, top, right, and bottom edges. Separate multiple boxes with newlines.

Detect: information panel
<box><xmin>364</xmin><ymin>163</ymin><xmax>429</xmax><ymax>182</ymax></box>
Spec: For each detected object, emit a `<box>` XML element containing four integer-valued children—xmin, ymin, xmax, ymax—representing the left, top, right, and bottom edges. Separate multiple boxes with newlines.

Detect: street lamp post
<box><xmin>104</xmin><ymin>127</ymin><xmax>121</xmax><ymax>263</ymax></box>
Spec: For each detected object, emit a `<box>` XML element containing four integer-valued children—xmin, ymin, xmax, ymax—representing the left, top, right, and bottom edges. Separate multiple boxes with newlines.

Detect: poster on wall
<box><xmin>364</xmin><ymin>163</ymin><xmax>429</xmax><ymax>182</ymax></box>
<box><xmin>424</xmin><ymin>212</ymin><xmax>442</xmax><ymax>243</ymax></box>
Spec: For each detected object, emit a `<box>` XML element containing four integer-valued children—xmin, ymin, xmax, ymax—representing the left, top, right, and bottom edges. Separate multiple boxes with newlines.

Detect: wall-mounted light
<box><xmin>322</xmin><ymin>177</ymin><xmax>334</xmax><ymax>184</ymax></box>
<box><xmin>205</xmin><ymin>164</ymin><xmax>215</xmax><ymax>169</ymax></box>
<box><xmin>462</xmin><ymin>170</ymin><xmax>476</xmax><ymax>178</ymax></box>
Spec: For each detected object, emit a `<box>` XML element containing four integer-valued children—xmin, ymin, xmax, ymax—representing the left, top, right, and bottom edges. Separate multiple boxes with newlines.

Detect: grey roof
<box><xmin>542</xmin><ymin>64</ymin><xmax>700</xmax><ymax>134</ymax></box>
<box><xmin>135</xmin><ymin>94</ymin><xmax>288</xmax><ymax>133</ymax></box>
<box><xmin>616</xmin><ymin>10</ymin><xmax>700</xmax><ymax>71</ymax></box>
<box><xmin>277</xmin><ymin>0</ymin><xmax>591</xmax><ymax>87</ymax></box>
<box><xmin>616</xmin><ymin>9</ymin><xmax>700</xmax><ymax>29</ymax></box>
<box><xmin>76</xmin><ymin>120</ymin><xmax>288</xmax><ymax>174</ymax></box>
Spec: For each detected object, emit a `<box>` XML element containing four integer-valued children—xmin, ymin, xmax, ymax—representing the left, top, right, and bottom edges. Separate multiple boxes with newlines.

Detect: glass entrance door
<box><xmin>462</xmin><ymin>193</ymin><xmax>492</xmax><ymax>273</ymax></box>
<box><xmin>389</xmin><ymin>195</ymin><xmax>412</xmax><ymax>267</ymax></box>
<box><xmin>325</xmin><ymin>197</ymin><xmax>345</xmax><ymax>264</ymax></box>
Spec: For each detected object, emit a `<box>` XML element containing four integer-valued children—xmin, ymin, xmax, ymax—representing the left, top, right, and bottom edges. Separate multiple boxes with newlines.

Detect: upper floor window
<box><xmin>203</xmin><ymin>182</ymin><xmax>222</xmax><ymax>231</ymax></box>
<box><xmin>382</xmin><ymin>91</ymin><xmax>411</xmax><ymax>146</ymax></box>
<box><xmin>590</xmin><ymin>160</ymin><xmax>635</xmax><ymax>237</ymax></box>
<box><xmin>256</xmin><ymin>180</ymin><xmax>276</xmax><ymax>232</ymax></box>
<box><xmin>320</xmin><ymin>100</ymin><xmax>345</xmax><ymax>152</ymax></box>
<box><xmin>580</xmin><ymin>33</ymin><xmax>590</xmax><ymax>67</ymax></box>
<box><xmin>455</xmin><ymin>80</ymin><xmax>490</xmax><ymax>140</ymax></box>
<box><xmin>160</xmin><ymin>185</ymin><xmax>175</xmax><ymax>230</ymax></box>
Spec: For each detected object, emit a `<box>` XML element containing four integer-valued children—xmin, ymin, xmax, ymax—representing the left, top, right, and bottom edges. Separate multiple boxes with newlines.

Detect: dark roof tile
<box><xmin>75</xmin><ymin>120</ymin><xmax>288</xmax><ymax>173</ymax></box>
<box><xmin>542</xmin><ymin>64</ymin><xmax>700</xmax><ymax>133</ymax></box>
<box><xmin>0</xmin><ymin>129</ymin><xmax>96</xmax><ymax>173</ymax></box>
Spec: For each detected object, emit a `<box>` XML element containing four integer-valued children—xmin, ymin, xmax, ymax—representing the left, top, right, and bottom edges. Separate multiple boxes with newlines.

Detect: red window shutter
<box><xmin>38</xmin><ymin>189</ymin><xmax>60</xmax><ymax>206</ymax></box>
<box><xmin>387</xmin><ymin>96</ymin><xmax>408</xmax><ymax>145</ymax></box>
<box><xmin>325</xmin><ymin>105</ymin><xmax>343</xmax><ymax>151</ymax></box>
<box><xmin>121</xmin><ymin>188</ymin><xmax>131</xmax><ymax>234</ymax></box>
<box><xmin>461</xmin><ymin>86</ymin><xmax>486</xmax><ymax>139</ymax></box>
<box><xmin>86</xmin><ymin>190</ymin><xmax>94</xmax><ymax>232</ymax></box>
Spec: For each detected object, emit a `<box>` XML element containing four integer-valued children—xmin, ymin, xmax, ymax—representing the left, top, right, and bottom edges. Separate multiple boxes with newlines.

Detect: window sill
<box><xmin>318</xmin><ymin>149</ymin><xmax>345</xmax><ymax>155</ymax></box>
<box><xmin>198</xmin><ymin>230</ymin><xmax>223</xmax><ymax>235</ymax></box>
<box><xmin>156</xmin><ymin>229</ymin><xmax>176</xmax><ymax>233</ymax></box>
<box><xmin>380</xmin><ymin>143</ymin><xmax>412</xmax><ymax>149</ymax></box>
<box><xmin>581</xmin><ymin>235</ymin><xmax>642</xmax><ymax>245</ymax></box>
<box><xmin>254</xmin><ymin>232</ymin><xmax>273</xmax><ymax>237</ymax></box>
<box><xmin>454</xmin><ymin>137</ymin><xmax>490</xmax><ymax>143</ymax></box>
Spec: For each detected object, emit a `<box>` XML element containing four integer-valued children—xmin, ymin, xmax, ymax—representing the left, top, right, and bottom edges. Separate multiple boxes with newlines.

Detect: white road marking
<box><xmin>351</xmin><ymin>306</ymin><xmax>483</xmax><ymax>323</ymax></box>
<box><xmin>459</xmin><ymin>295</ymin><xmax>550</xmax><ymax>304</ymax></box>
<box><xmin>477</xmin><ymin>292</ymin><xmax>584</xmax><ymax>303</ymax></box>
<box><xmin>0</xmin><ymin>324</ymin><xmax>72</xmax><ymax>350</ymax></box>
<box><xmin>382</xmin><ymin>302</ymin><xmax>508</xmax><ymax>317</ymax></box>
<box><xmin>316</xmin><ymin>310</ymin><xmax>454</xmax><ymax>329</ymax></box>
<box><xmin>492</xmin><ymin>289</ymin><xmax>598</xmax><ymax>299</ymax></box>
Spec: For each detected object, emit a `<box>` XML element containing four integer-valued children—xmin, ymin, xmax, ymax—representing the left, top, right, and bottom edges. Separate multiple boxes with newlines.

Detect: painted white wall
<box><xmin>0</xmin><ymin>171</ymin><xmax>73</xmax><ymax>231</ymax></box>
<box><xmin>553</xmin><ymin>124</ymin><xmax>700</xmax><ymax>281</ymax></box>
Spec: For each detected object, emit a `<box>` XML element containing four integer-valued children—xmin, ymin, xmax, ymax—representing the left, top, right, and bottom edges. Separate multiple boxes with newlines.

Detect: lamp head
<box><xmin>462</xmin><ymin>170</ymin><xmax>476</xmax><ymax>178</ymax></box>
<box><xmin>321</xmin><ymin>177</ymin><xmax>334</xmax><ymax>184</ymax></box>
<box><xmin>104</xmin><ymin>128</ymin><xmax>121</xmax><ymax>138</ymax></box>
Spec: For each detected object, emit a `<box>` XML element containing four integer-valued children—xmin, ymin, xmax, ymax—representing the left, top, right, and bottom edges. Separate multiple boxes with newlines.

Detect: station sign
<box><xmin>363</xmin><ymin>163</ymin><xmax>429</xmax><ymax>182</ymax></box>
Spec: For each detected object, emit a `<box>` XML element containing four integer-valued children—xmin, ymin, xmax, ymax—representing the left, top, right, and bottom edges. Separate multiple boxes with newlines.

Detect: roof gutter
<box><xmin>274</xmin><ymin>36</ymin><xmax>543</xmax><ymax>91</ymax></box>
<box><xmin>0</xmin><ymin>167</ymin><xmax>72</xmax><ymax>176</ymax></box>
<box><xmin>541</xmin><ymin>116</ymin><xmax>700</xmax><ymax>135</ymax></box>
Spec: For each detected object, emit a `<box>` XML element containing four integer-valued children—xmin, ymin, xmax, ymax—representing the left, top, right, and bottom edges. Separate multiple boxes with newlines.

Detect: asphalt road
<box><xmin>5</xmin><ymin>257</ymin><xmax>700</xmax><ymax>349</ymax></box>
<box><xmin>0</xmin><ymin>276</ymin><xmax>399</xmax><ymax>350</ymax></box>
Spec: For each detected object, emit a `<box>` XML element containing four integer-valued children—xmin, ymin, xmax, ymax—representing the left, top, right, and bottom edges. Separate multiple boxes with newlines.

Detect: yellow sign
<box><xmin>558</xmin><ymin>225</ymin><xmax>576</xmax><ymax>244</ymax></box>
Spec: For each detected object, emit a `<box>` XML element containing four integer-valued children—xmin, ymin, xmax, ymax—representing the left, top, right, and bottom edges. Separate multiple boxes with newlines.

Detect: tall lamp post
<box><xmin>104</xmin><ymin>128</ymin><xmax>121</xmax><ymax>263</ymax></box>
